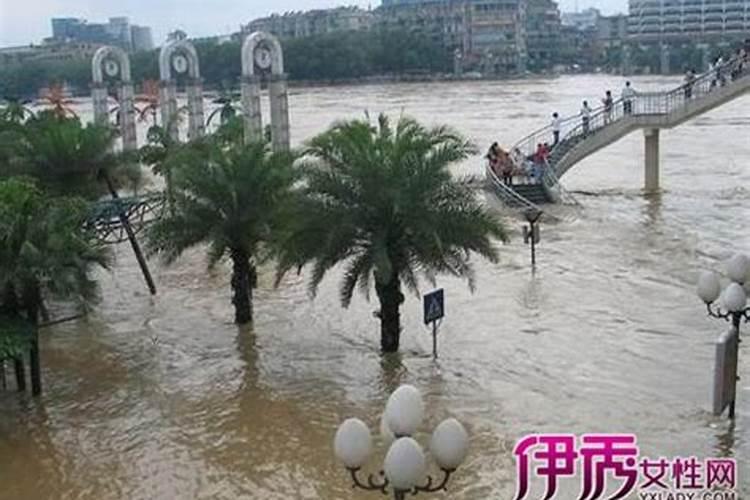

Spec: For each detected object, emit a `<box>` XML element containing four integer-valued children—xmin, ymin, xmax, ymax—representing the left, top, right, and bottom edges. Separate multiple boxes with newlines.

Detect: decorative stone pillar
<box><xmin>269</xmin><ymin>73</ymin><xmax>290</xmax><ymax>152</ymax></box>
<box><xmin>159</xmin><ymin>39</ymin><xmax>203</xmax><ymax>143</ymax></box>
<box><xmin>187</xmin><ymin>78</ymin><xmax>205</xmax><ymax>140</ymax></box>
<box><xmin>92</xmin><ymin>83</ymin><xmax>109</xmax><ymax>126</ymax></box>
<box><xmin>241</xmin><ymin>31</ymin><xmax>290</xmax><ymax>149</ymax></box>
<box><xmin>119</xmin><ymin>82</ymin><xmax>138</xmax><ymax>152</ymax></box>
<box><xmin>91</xmin><ymin>45</ymin><xmax>137</xmax><ymax>149</ymax></box>
<box><xmin>241</xmin><ymin>75</ymin><xmax>263</xmax><ymax>144</ymax></box>
<box><xmin>644</xmin><ymin>128</ymin><xmax>660</xmax><ymax>194</ymax></box>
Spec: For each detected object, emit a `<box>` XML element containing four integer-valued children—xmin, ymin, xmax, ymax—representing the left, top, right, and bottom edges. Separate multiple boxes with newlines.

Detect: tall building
<box><xmin>49</xmin><ymin>16</ymin><xmax>153</xmax><ymax>51</ymax></box>
<box><xmin>525</xmin><ymin>0</ymin><xmax>562</xmax><ymax>69</ymax></box>
<box><xmin>131</xmin><ymin>25</ymin><xmax>154</xmax><ymax>52</ymax></box>
<box><xmin>243</xmin><ymin>7</ymin><xmax>376</xmax><ymax>38</ymax></box>
<box><xmin>628</xmin><ymin>0</ymin><xmax>750</xmax><ymax>42</ymax></box>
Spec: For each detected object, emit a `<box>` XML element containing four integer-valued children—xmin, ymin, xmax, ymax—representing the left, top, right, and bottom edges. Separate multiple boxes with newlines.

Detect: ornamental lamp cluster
<box><xmin>697</xmin><ymin>253</ymin><xmax>750</xmax><ymax>320</ymax></box>
<box><xmin>333</xmin><ymin>385</ymin><xmax>469</xmax><ymax>498</ymax></box>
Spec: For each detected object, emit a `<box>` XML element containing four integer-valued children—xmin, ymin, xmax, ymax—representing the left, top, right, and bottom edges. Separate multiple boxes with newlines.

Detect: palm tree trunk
<box><xmin>103</xmin><ymin>174</ymin><xmax>157</xmax><ymax>295</ymax></box>
<box><xmin>376</xmin><ymin>277</ymin><xmax>404</xmax><ymax>353</ymax></box>
<box><xmin>26</xmin><ymin>294</ymin><xmax>41</xmax><ymax>396</ymax></box>
<box><xmin>230</xmin><ymin>247</ymin><xmax>253</xmax><ymax>324</ymax></box>
<box><xmin>13</xmin><ymin>357</ymin><xmax>25</xmax><ymax>392</ymax></box>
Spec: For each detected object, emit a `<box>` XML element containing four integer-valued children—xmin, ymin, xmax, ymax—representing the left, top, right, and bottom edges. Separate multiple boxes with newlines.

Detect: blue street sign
<box><xmin>423</xmin><ymin>288</ymin><xmax>445</xmax><ymax>324</ymax></box>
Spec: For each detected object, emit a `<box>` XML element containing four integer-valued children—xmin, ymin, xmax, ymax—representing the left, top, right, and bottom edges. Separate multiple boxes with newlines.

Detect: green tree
<box><xmin>139</xmin><ymin>124</ymin><xmax>182</xmax><ymax>210</ymax></box>
<box><xmin>8</xmin><ymin>114</ymin><xmax>141</xmax><ymax>199</ymax></box>
<box><xmin>0</xmin><ymin>177</ymin><xmax>110</xmax><ymax>394</ymax></box>
<box><xmin>277</xmin><ymin>115</ymin><xmax>507</xmax><ymax>353</ymax></box>
<box><xmin>145</xmin><ymin>140</ymin><xmax>297</xmax><ymax>324</ymax></box>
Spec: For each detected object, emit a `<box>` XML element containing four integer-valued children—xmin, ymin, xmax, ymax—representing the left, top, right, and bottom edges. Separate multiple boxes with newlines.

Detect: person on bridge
<box><xmin>684</xmin><ymin>69</ymin><xmax>696</xmax><ymax>99</ymax></box>
<box><xmin>551</xmin><ymin>112</ymin><xmax>561</xmax><ymax>145</ymax></box>
<box><xmin>714</xmin><ymin>56</ymin><xmax>726</xmax><ymax>87</ymax></box>
<box><xmin>602</xmin><ymin>90</ymin><xmax>614</xmax><ymax>124</ymax></box>
<box><xmin>486</xmin><ymin>142</ymin><xmax>501</xmax><ymax>176</ymax></box>
<box><xmin>499</xmin><ymin>149</ymin><xmax>514</xmax><ymax>186</ymax></box>
<box><xmin>580</xmin><ymin>101</ymin><xmax>592</xmax><ymax>135</ymax></box>
<box><xmin>621</xmin><ymin>81</ymin><xmax>636</xmax><ymax>115</ymax></box>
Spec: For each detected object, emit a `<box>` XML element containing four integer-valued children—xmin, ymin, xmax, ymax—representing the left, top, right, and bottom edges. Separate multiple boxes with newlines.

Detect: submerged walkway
<box><xmin>488</xmin><ymin>55</ymin><xmax>750</xmax><ymax>211</ymax></box>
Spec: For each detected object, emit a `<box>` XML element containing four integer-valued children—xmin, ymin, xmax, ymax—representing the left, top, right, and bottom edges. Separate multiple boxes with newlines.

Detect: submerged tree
<box><xmin>145</xmin><ymin>140</ymin><xmax>297</xmax><ymax>324</ymax></box>
<box><xmin>9</xmin><ymin>113</ymin><xmax>141</xmax><ymax>199</ymax></box>
<box><xmin>0</xmin><ymin>177</ymin><xmax>110</xmax><ymax>394</ymax></box>
<box><xmin>277</xmin><ymin>115</ymin><xmax>507</xmax><ymax>353</ymax></box>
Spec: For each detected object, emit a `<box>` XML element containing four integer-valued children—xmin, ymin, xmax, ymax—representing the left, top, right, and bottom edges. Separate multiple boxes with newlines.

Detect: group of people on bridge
<box><xmin>487</xmin><ymin>142</ymin><xmax>549</xmax><ymax>186</ymax></box>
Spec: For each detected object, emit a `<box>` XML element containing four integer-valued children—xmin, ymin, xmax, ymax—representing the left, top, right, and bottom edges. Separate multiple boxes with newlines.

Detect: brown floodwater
<box><xmin>0</xmin><ymin>75</ymin><xmax>748</xmax><ymax>499</ymax></box>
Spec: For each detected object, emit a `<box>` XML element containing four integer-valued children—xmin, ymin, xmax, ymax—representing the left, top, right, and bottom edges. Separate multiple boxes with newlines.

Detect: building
<box><xmin>561</xmin><ymin>7</ymin><xmax>602</xmax><ymax>29</ymax></box>
<box><xmin>377</xmin><ymin>0</ymin><xmax>471</xmax><ymax>59</ymax></box>
<box><xmin>377</xmin><ymin>0</ymin><xmax>525</xmax><ymax>74</ymax></box>
<box><xmin>242</xmin><ymin>7</ymin><xmax>376</xmax><ymax>39</ymax></box>
<box><xmin>49</xmin><ymin>16</ymin><xmax>153</xmax><ymax>51</ymax></box>
<box><xmin>131</xmin><ymin>25</ymin><xmax>154</xmax><ymax>52</ymax></box>
<box><xmin>628</xmin><ymin>0</ymin><xmax>750</xmax><ymax>43</ymax></box>
<box><xmin>525</xmin><ymin>0</ymin><xmax>562</xmax><ymax>69</ymax></box>
<box><xmin>596</xmin><ymin>14</ymin><xmax>627</xmax><ymax>50</ymax></box>
<box><xmin>0</xmin><ymin>41</ymin><xmax>101</xmax><ymax>66</ymax></box>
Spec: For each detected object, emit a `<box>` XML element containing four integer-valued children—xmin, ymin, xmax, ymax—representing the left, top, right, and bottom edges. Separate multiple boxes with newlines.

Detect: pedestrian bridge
<box><xmin>488</xmin><ymin>58</ymin><xmax>750</xmax><ymax>211</ymax></box>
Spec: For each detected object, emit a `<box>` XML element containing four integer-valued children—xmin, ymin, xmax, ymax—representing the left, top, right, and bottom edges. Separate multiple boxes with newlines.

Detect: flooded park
<box><xmin>0</xmin><ymin>73</ymin><xmax>749</xmax><ymax>498</ymax></box>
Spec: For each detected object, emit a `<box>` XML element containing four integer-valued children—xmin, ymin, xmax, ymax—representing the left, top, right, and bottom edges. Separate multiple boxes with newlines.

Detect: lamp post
<box><xmin>333</xmin><ymin>385</ymin><xmax>469</xmax><ymax>499</ymax></box>
<box><xmin>523</xmin><ymin>208</ymin><xmax>542</xmax><ymax>267</ymax></box>
<box><xmin>696</xmin><ymin>253</ymin><xmax>750</xmax><ymax>419</ymax></box>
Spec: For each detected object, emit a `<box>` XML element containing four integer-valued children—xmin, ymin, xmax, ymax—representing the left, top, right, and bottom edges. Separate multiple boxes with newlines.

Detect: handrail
<box><xmin>484</xmin><ymin>162</ymin><xmax>569</xmax><ymax>222</ymax></box>
<box><xmin>485</xmin><ymin>162</ymin><xmax>545</xmax><ymax>213</ymax></box>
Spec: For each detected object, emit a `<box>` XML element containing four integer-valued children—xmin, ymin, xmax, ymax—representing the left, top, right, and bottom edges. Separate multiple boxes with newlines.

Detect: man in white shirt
<box><xmin>580</xmin><ymin>100</ymin><xmax>592</xmax><ymax>135</ymax></box>
<box><xmin>551</xmin><ymin>112</ymin><xmax>561</xmax><ymax>145</ymax></box>
<box><xmin>622</xmin><ymin>81</ymin><xmax>635</xmax><ymax>115</ymax></box>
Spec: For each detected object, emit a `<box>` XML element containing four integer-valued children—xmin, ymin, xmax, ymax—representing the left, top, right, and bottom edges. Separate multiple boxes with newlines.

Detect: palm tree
<box><xmin>11</xmin><ymin>114</ymin><xmax>141</xmax><ymax>199</ymax></box>
<box><xmin>37</xmin><ymin>84</ymin><xmax>78</xmax><ymax>119</ymax></box>
<box><xmin>145</xmin><ymin>140</ymin><xmax>297</xmax><ymax>324</ymax></box>
<box><xmin>0</xmin><ymin>177</ymin><xmax>110</xmax><ymax>394</ymax></box>
<box><xmin>139</xmin><ymin>124</ymin><xmax>182</xmax><ymax>210</ymax></box>
<box><xmin>207</xmin><ymin>89</ymin><xmax>240</xmax><ymax>128</ymax></box>
<box><xmin>276</xmin><ymin>115</ymin><xmax>507</xmax><ymax>353</ymax></box>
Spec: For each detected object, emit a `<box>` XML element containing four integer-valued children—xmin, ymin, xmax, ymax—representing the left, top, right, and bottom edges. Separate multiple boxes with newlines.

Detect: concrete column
<box><xmin>269</xmin><ymin>74</ymin><xmax>290</xmax><ymax>152</ymax></box>
<box><xmin>186</xmin><ymin>78</ymin><xmax>205</xmax><ymax>141</ymax></box>
<box><xmin>660</xmin><ymin>44</ymin><xmax>670</xmax><ymax>75</ymax></box>
<box><xmin>644</xmin><ymin>128</ymin><xmax>660</xmax><ymax>194</ymax></box>
<box><xmin>92</xmin><ymin>84</ymin><xmax>109</xmax><ymax>126</ymax></box>
<box><xmin>241</xmin><ymin>75</ymin><xmax>263</xmax><ymax>145</ymax></box>
<box><xmin>119</xmin><ymin>83</ymin><xmax>138</xmax><ymax>152</ymax></box>
<box><xmin>159</xmin><ymin>80</ymin><xmax>179</xmax><ymax>141</ymax></box>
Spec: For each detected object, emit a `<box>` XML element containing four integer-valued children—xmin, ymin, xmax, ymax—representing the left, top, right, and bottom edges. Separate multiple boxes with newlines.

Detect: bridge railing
<box><xmin>485</xmin><ymin>162</ymin><xmax>546</xmax><ymax>214</ymax></box>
